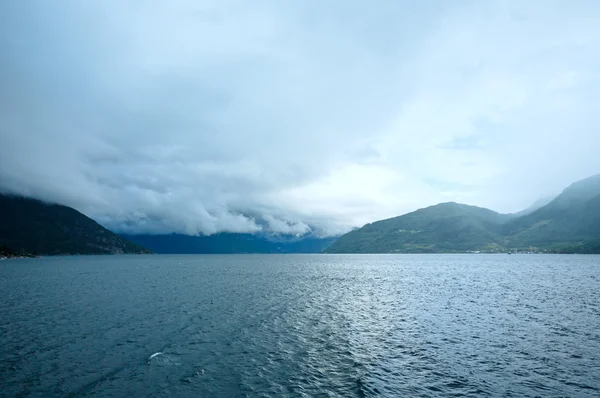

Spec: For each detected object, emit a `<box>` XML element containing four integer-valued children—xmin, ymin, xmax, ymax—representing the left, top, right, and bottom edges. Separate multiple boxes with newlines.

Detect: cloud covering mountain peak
<box><xmin>1</xmin><ymin>1</ymin><xmax>600</xmax><ymax>236</ymax></box>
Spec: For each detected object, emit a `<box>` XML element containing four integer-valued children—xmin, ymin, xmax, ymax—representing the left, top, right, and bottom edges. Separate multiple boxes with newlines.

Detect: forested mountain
<box><xmin>0</xmin><ymin>194</ymin><xmax>151</xmax><ymax>256</ymax></box>
<box><xmin>324</xmin><ymin>203</ymin><xmax>508</xmax><ymax>253</ymax></box>
<box><xmin>326</xmin><ymin>174</ymin><xmax>600</xmax><ymax>254</ymax></box>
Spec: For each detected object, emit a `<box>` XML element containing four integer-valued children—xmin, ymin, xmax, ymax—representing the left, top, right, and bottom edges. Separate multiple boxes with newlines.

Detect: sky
<box><xmin>1</xmin><ymin>0</ymin><xmax>600</xmax><ymax>237</ymax></box>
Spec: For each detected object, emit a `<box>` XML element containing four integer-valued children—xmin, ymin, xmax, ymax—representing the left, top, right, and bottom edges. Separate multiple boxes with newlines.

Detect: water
<box><xmin>1</xmin><ymin>254</ymin><xmax>599</xmax><ymax>397</ymax></box>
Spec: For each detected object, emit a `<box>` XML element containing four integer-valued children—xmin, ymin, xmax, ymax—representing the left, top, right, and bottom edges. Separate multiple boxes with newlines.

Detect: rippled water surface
<box><xmin>1</xmin><ymin>254</ymin><xmax>599</xmax><ymax>397</ymax></box>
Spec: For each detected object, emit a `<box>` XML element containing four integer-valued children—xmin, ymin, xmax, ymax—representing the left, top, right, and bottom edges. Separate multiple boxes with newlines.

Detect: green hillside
<box><xmin>504</xmin><ymin>175</ymin><xmax>600</xmax><ymax>247</ymax></box>
<box><xmin>0</xmin><ymin>194</ymin><xmax>152</xmax><ymax>256</ymax></box>
<box><xmin>326</xmin><ymin>174</ymin><xmax>600</xmax><ymax>254</ymax></box>
<box><xmin>326</xmin><ymin>203</ymin><xmax>508</xmax><ymax>253</ymax></box>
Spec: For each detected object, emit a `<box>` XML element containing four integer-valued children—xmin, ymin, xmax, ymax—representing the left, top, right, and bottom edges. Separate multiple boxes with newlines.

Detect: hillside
<box><xmin>325</xmin><ymin>203</ymin><xmax>508</xmax><ymax>253</ymax></box>
<box><xmin>0</xmin><ymin>194</ymin><xmax>151</xmax><ymax>256</ymax></box>
<box><xmin>122</xmin><ymin>233</ymin><xmax>337</xmax><ymax>254</ymax></box>
<box><xmin>326</xmin><ymin>173</ymin><xmax>600</xmax><ymax>253</ymax></box>
<box><xmin>504</xmin><ymin>174</ymin><xmax>600</xmax><ymax>246</ymax></box>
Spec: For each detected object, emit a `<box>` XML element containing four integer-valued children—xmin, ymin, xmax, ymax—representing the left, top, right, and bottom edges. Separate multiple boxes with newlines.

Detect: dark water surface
<box><xmin>1</xmin><ymin>254</ymin><xmax>599</xmax><ymax>397</ymax></box>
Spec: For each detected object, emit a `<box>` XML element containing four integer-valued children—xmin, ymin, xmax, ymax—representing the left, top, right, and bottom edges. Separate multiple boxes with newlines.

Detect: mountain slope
<box><xmin>0</xmin><ymin>194</ymin><xmax>151</xmax><ymax>255</ymax></box>
<box><xmin>509</xmin><ymin>196</ymin><xmax>555</xmax><ymax>218</ymax></box>
<box><xmin>504</xmin><ymin>174</ymin><xmax>600</xmax><ymax>246</ymax></box>
<box><xmin>326</xmin><ymin>173</ymin><xmax>600</xmax><ymax>253</ymax></box>
<box><xmin>325</xmin><ymin>203</ymin><xmax>507</xmax><ymax>253</ymax></box>
<box><xmin>122</xmin><ymin>233</ymin><xmax>337</xmax><ymax>254</ymax></box>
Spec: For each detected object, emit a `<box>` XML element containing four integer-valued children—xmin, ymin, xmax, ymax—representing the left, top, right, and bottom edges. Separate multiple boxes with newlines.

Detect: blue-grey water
<box><xmin>1</xmin><ymin>254</ymin><xmax>599</xmax><ymax>397</ymax></box>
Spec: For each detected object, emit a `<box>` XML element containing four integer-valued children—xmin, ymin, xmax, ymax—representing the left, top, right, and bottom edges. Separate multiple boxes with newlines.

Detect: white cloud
<box><xmin>263</xmin><ymin>215</ymin><xmax>310</xmax><ymax>237</ymax></box>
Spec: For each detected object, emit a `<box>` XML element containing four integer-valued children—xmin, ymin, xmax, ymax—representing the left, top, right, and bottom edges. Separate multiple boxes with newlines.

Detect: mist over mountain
<box><xmin>503</xmin><ymin>174</ymin><xmax>600</xmax><ymax>246</ymax></box>
<box><xmin>2</xmin><ymin>1</ymin><xmax>600</xmax><ymax>238</ymax></box>
<box><xmin>2</xmin><ymin>173</ymin><xmax>599</xmax><ymax>255</ymax></box>
<box><xmin>509</xmin><ymin>196</ymin><xmax>556</xmax><ymax>218</ymax></box>
<box><xmin>0</xmin><ymin>194</ymin><xmax>335</xmax><ymax>256</ymax></box>
<box><xmin>326</xmin><ymin>173</ymin><xmax>600</xmax><ymax>253</ymax></box>
<box><xmin>2</xmin><ymin>3</ymin><xmax>600</xmax><ymax>255</ymax></box>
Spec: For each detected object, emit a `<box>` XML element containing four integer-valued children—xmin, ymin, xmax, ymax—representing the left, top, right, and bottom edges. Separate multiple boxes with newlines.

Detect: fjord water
<box><xmin>1</xmin><ymin>255</ymin><xmax>599</xmax><ymax>397</ymax></box>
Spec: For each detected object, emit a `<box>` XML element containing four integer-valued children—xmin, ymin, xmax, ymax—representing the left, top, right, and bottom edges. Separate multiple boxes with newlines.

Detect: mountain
<box><xmin>122</xmin><ymin>233</ymin><xmax>337</xmax><ymax>254</ymax></box>
<box><xmin>326</xmin><ymin>173</ymin><xmax>600</xmax><ymax>253</ymax></box>
<box><xmin>325</xmin><ymin>202</ymin><xmax>508</xmax><ymax>253</ymax></box>
<box><xmin>509</xmin><ymin>196</ymin><xmax>555</xmax><ymax>218</ymax></box>
<box><xmin>503</xmin><ymin>174</ymin><xmax>600</xmax><ymax>246</ymax></box>
<box><xmin>554</xmin><ymin>239</ymin><xmax>600</xmax><ymax>254</ymax></box>
<box><xmin>0</xmin><ymin>194</ymin><xmax>151</xmax><ymax>256</ymax></box>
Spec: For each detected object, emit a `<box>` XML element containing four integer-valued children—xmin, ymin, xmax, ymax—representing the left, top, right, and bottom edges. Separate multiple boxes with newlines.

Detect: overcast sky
<box><xmin>1</xmin><ymin>0</ymin><xmax>600</xmax><ymax>236</ymax></box>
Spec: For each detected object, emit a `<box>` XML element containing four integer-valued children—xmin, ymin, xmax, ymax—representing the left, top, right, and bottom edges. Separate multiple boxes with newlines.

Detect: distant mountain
<box><xmin>504</xmin><ymin>174</ymin><xmax>600</xmax><ymax>247</ymax></box>
<box><xmin>325</xmin><ymin>203</ymin><xmax>508</xmax><ymax>253</ymax></box>
<box><xmin>509</xmin><ymin>196</ymin><xmax>555</xmax><ymax>218</ymax></box>
<box><xmin>0</xmin><ymin>194</ymin><xmax>151</xmax><ymax>256</ymax></box>
<box><xmin>326</xmin><ymin>173</ymin><xmax>600</xmax><ymax>254</ymax></box>
<box><xmin>122</xmin><ymin>233</ymin><xmax>337</xmax><ymax>254</ymax></box>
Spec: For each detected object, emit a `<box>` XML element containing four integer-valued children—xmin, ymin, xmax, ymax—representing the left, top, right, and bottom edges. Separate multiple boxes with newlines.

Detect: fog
<box><xmin>1</xmin><ymin>0</ymin><xmax>600</xmax><ymax>236</ymax></box>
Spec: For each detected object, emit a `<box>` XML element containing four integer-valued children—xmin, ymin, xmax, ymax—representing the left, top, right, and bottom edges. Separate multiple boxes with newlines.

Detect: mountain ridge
<box><xmin>0</xmin><ymin>194</ymin><xmax>152</xmax><ymax>256</ymax></box>
<box><xmin>325</xmin><ymin>173</ymin><xmax>600</xmax><ymax>254</ymax></box>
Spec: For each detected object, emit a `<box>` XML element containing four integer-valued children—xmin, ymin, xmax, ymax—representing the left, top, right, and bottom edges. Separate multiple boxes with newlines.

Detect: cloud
<box><xmin>1</xmin><ymin>0</ymin><xmax>600</xmax><ymax>236</ymax></box>
<box><xmin>262</xmin><ymin>215</ymin><xmax>311</xmax><ymax>237</ymax></box>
